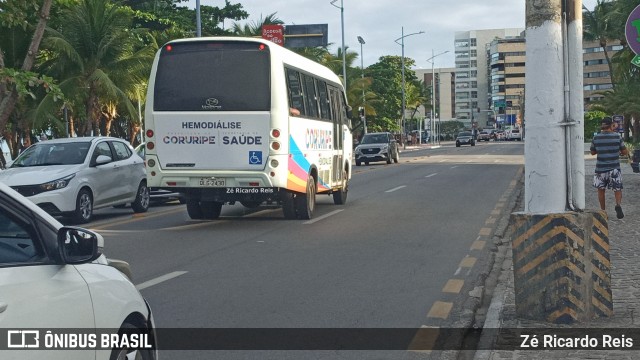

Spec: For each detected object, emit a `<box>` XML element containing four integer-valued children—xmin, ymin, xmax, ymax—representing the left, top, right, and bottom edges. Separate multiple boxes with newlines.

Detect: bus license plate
<box><xmin>198</xmin><ymin>178</ymin><xmax>226</xmax><ymax>187</ymax></box>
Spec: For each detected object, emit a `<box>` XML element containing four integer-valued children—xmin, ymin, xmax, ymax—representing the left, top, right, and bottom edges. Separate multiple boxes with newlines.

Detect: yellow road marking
<box><xmin>479</xmin><ymin>227</ymin><xmax>492</xmax><ymax>236</ymax></box>
<box><xmin>442</xmin><ymin>279</ymin><xmax>464</xmax><ymax>294</ymax></box>
<box><xmin>470</xmin><ymin>240</ymin><xmax>486</xmax><ymax>251</ymax></box>
<box><xmin>485</xmin><ymin>217</ymin><xmax>496</xmax><ymax>225</ymax></box>
<box><xmin>459</xmin><ymin>256</ymin><xmax>477</xmax><ymax>268</ymax></box>
<box><xmin>427</xmin><ymin>301</ymin><xmax>453</xmax><ymax>319</ymax></box>
<box><xmin>407</xmin><ymin>326</ymin><xmax>438</xmax><ymax>352</ymax></box>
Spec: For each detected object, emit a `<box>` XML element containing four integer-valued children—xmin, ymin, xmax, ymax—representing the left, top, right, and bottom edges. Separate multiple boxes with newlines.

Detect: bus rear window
<box><xmin>154</xmin><ymin>41</ymin><xmax>270</xmax><ymax>112</ymax></box>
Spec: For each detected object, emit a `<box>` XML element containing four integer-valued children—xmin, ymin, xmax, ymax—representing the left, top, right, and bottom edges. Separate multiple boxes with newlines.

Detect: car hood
<box><xmin>357</xmin><ymin>143</ymin><xmax>388</xmax><ymax>149</ymax></box>
<box><xmin>0</xmin><ymin>165</ymin><xmax>82</xmax><ymax>186</ymax></box>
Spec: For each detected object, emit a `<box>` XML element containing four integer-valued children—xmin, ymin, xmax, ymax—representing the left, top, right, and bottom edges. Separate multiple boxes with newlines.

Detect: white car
<box><xmin>507</xmin><ymin>128</ymin><xmax>522</xmax><ymax>141</ymax></box>
<box><xmin>0</xmin><ymin>182</ymin><xmax>156</xmax><ymax>360</ymax></box>
<box><xmin>0</xmin><ymin>137</ymin><xmax>149</xmax><ymax>223</ymax></box>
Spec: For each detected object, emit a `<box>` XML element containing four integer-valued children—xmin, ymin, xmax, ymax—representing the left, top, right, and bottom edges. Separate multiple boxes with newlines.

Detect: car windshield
<box><xmin>511</xmin><ymin>129</ymin><xmax>520</xmax><ymax>133</ymax></box>
<box><xmin>10</xmin><ymin>142</ymin><xmax>90</xmax><ymax>167</ymax></box>
<box><xmin>458</xmin><ymin>132</ymin><xmax>472</xmax><ymax>137</ymax></box>
<box><xmin>360</xmin><ymin>134</ymin><xmax>389</xmax><ymax>144</ymax></box>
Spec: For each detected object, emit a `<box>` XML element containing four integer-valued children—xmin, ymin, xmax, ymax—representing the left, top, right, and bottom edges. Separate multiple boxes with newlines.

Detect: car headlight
<box><xmin>355</xmin><ymin>148</ymin><xmax>362</xmax><ymax>154</ymax></box>
<box><xmin>39</xmin><ymin>174</ymin><xmax>75</xmax><ymax>192</ymax></box>
<box><xmin>381</xmin><ymin>144</ymin><xmax>389</xmax><ymax>151</ymax></box>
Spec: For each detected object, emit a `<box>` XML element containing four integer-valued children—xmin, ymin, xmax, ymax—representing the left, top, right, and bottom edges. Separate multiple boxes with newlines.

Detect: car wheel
<box><xmin>109</xmin><ymin>322</ymin><xmax>154</xmax><ymax>360</ymax></box>
<box><xmin>131</xmin><ymin>181</ymin><xmax>150</xmax><ymax>213</ymax></box>
<box><xmin>332</xmin><ymin>171</ymin><xmax>348</xmax><ymax>205</ymax></box>
<box><xmin>456</xmin><ymin>142</ymin><xmax>461</xmax><ymax>147</ymax></box>
<box><xmin>72</xmin><ymin>188</ymin><xmax>93</xmax><ymax>224</ymax></box>
<box><xmin>201</xmin><ymin>201</ymin><xmax>222</xmax><ymax>219</ymax></box>
<box><xmin>386</xmin><ymin>153</ymin><xmax>392</xmax><ymax>164</ymax></box>
<box><xmin>355</xmin><ymin>160</ymin><xmax>361</xmax><ymax>166</ymax></box>
<box><xmin>295</xmin><ymin>175</ymin><xmax>316</xmax><ymax>220</ymax></box>
<box><xmin>186</xmin><ymin>199</ymin><xmax>204</xmax><ymax>220</ymax></box>
<box><xmin>393</xmin><ymin>150</ymin><xmax>399</xmax><ymax>163</ymax></box>
<box><xmin>471</xmin><ymin>141</ymin><xmax>476</xmax><ymax>146</ymax></box>
<box><xmin>282</xmin><ymin>192</ymin><xmax>297</xmax><ymax>219</ymax></box>
<box><xmin>365</xmin><ymin>162</ymin><xmax>369</xmax><ymax>165</ymax></box>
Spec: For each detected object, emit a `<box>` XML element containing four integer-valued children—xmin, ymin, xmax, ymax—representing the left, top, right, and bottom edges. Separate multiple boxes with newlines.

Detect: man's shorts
<box><xmin>593</xmin><ymin>168</ymin><xmax>623</xmax><ymax>191</ymax></box>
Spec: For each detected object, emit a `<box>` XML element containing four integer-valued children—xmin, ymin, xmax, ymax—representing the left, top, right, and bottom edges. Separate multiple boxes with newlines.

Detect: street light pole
<box><xmin>195</xmin><ymin>0</ymin><xmax>201</xmax><ymax>37</ymax></box>
<box><xmin>394</xmin><ymin>28</ymin><xmax>424</xmax><ymax>147</ymax></box>
<box><xmin>330</xmin><ymin>0</ymin><xmax>347</xmax><ymax>89</ymax></box>
<box><xmin>427</xmin><ymin>49</ymin><xmax>449</xmax><ymax>146</ymax></box>
<box><xmin>357</xmin><ymin>36</ymin><xmax>367</xmax><ymax>134</ymax></box>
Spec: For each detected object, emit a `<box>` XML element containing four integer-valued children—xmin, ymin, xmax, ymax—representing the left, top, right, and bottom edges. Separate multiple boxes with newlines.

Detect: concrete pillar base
<box><xmin>511</xmin><ymin>210</ymin><xmax>612</xmax><ymax>324</ymax></box>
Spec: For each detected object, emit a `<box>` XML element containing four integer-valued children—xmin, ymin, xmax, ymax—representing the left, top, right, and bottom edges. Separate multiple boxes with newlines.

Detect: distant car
<box><xmin>477</xmin><ymin>130</ymin><xmax>491</xmax><ymax>142</ymax></box>
<box><xmin>354</xmin><ymin>132</ymin><xmax>400</xmax><ymax>166</ymax></box>
<box><xmin>495</xmin><ymin>130</ymin><xmax>506</xmax><ymax>141</ymax></box>
<box><xmin>456</xmin><ymin>131</ymin><xmax>476</xmax><ymax>147</ymax></box>
<box><xmin>135</xmin><ymin>143</ymin><xmax>185</xmax><ymax>204</ymax></box>
<box><xmin>0</xmin><ymin>181</ymin><xmax>156</xmax><ymax>360</ymax></box>
<box><xmin>508</xmin><ymin>128</ymin><xmax>522</xmax><ymax>141</ymax></box>
<box><xmin>0</xmin><ymin>137</ymin><xmax>149</xmax><ymax>223</ymax></box>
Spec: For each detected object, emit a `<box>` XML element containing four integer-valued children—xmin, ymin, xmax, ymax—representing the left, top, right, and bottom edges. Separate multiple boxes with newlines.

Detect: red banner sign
<box><xmin>262</xmin><ymin>25</ymin><xmax>284</xmax><ymax>46</ymax></box>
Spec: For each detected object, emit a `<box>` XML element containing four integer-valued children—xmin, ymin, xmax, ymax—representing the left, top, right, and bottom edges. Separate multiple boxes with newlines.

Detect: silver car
<box><xmin>0</xmin><ymin>137</ymin><xmax>149</xmax><ymax>223</ymax></box>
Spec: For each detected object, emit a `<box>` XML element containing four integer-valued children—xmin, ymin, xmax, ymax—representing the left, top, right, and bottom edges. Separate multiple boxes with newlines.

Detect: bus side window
<box><xmin>302</xmin><ymin>73</ymin><xmax>319</xmax><ymax>119</ymax></box>
<box><xmin>317</xmin><ymin>80</ymin><xmax>331</xmax><ymax>121</ymax></box>
<box><xmin>286</xmin><ymin>68</ymin><xmax>304</xmax><ymax>116</ymax></box>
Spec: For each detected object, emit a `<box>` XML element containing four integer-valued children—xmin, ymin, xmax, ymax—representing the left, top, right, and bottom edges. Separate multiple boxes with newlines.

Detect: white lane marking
<box><xmin>425</xmin><ymin>173</ymin><xmax>438</xmax><ymax>178</ymax></box>
<box><xmin>439</xmin><ymin>160</ymin><xmax>446</xmax><ymax>163</ymax></box>
<box><xmin>136</xmin><ymin>271</ymin><xmax>188</xmax><ymax>291</ymax></box>
<box><xmin>450</xmin><ymin>166</ymin><xmax>458</xmax><ymax>169</ymax></box>
<box><xmin>454</xmin><ymin>267</ymin><xmax>462</xmax><ymax>276</ymax></box>
<box><xmin>385</xmin><ymin>185</ymin><xmax>407</xmax><ymax>193</ymax></box>
<box><xmin>303</xmin><ymin>209</ymin><xmax>344</xmax><ymax>225</ymax></box>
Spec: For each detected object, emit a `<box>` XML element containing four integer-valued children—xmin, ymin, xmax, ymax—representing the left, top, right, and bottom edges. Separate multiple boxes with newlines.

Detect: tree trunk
<box><xmin>0</xmin><ymin>0</ymin><xmax>54</xmax><ymax>139</ymax></box>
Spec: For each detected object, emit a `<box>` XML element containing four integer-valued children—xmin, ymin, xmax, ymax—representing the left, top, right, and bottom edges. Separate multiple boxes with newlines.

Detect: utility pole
<box><xmin>511</xmin><ymin>0</ymin><xmax>610</xmax><ymax>325</ymax></box>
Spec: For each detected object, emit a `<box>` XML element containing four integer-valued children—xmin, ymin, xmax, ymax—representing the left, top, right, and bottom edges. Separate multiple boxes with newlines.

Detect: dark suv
<box><xmin>354</xmin><ymin>132</ymin><xmax>399</xmax><ymax>166</ymax></box>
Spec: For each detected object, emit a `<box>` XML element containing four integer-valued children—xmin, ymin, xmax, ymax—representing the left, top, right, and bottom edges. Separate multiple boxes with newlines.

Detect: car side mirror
<box><xmin>58</xmin><ymin>226</ymin><xmax>101</xmax><ymax>264</ymax></box>
<box><xmin>95</xmin><ymin>155</ymin><xmax>112</xmax><ymax>166</ymax></box>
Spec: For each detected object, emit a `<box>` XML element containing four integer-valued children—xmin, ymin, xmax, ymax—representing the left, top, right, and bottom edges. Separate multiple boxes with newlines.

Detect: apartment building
<box><xmin>414</xmin><ymin>67</ymin><xmax>456</xmax><ymax>122</ymax></box>
<box><xmin>583</xmin><ymin>40</ymin><xmax>622</xmax><ymax>105</ymax></box>
<box><xmin>488</xmin><ymin>37</ymin><xmax>526</xmax><ymax>128</ymax></box>
<box><xmin>454</xmin><ymin>28</ymin><xmax>525</xmax><ymax>128</ymax></box>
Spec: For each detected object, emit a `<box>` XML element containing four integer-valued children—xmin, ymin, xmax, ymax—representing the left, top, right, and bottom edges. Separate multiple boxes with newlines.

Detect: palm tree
<box><xmin>231</xmin><ymin>12</ymin><xmax>283</xmax><ymax>36</ymax></box>
<box><xmin>583</xmin><ymin>0</ymin><xmax>618</xmax><ymax>87</ymax></box>
<box><xmin>41</xmin><ymin>0</ymin><xmax>155</xmax><ymax>136</ymax></box>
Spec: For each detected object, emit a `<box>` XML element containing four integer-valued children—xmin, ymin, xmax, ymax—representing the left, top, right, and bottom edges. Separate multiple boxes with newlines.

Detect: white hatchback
<box><xmin>0</xmin><ymin>182</ymin><xmax>156</xmax><ymax>360</ymax></box>
<box><xmin>0</xmin><ymin>137</ymin><xmax>149</xmax><ymax>223</ymax></box>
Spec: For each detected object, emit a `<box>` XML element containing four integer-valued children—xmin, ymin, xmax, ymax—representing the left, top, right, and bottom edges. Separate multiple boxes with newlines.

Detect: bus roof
<box><xmin>164</xmin><ymin>37</ymin><xmax>344</xmax><ymax>90</ymax></box>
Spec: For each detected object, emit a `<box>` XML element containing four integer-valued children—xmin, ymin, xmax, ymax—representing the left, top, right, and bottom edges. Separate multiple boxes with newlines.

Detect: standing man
<box><xmin>590</xmin><ymin>117</ymin><xmax>628</xmax><ymax>219</ymax></box>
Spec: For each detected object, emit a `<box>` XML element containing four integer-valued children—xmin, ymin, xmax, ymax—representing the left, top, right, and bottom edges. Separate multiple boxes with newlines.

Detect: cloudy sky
<box><xmin>190</xmin><ymin>0</ymin><xmax>599</xmax><ymax>70</ymax></box>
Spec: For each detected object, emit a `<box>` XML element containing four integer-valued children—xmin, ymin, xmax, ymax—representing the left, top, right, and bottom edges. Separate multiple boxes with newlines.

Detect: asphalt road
<box><xmin>81</xmin><ymin>141</ymin><xmax>524</xmax><ymax>359</ymax></box>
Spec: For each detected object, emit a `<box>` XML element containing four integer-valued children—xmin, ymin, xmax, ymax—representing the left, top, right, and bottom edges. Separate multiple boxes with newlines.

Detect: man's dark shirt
<box><xmin>590</xmin><ymin>131</ymin><xmax>626</xmax><ymax>173</ymax></box>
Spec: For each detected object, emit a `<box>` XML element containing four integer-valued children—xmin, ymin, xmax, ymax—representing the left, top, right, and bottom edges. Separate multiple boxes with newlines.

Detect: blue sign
<box><xmin>249</xmin><ymin>151</ymin><xmax>263</xmax><ymax>165</ymax></box>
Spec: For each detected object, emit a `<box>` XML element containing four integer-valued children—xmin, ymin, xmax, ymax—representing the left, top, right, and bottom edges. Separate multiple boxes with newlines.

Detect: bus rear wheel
<box><xmin>295</xmin><ymin>175</ymin><xmax>316</xmax><ymax>220</ymax></box>
<box><xmin>332</xmin><ymin>171</ymin><xmax>348</xmax><ymax>205</ymax></box>
<box><xmin>282</xmin><ymin>192</ymin><xmax>297</xmax><ymax>220</ymax></box>
<box><xmin>201</xmin><ymin>201</ymin><xmax>223</xmax><ymax>219</ymax></box>
<box><xmin>186</xmin><ymin>199</ymin><xmax>204</xmax><ymax>220</ymax></box>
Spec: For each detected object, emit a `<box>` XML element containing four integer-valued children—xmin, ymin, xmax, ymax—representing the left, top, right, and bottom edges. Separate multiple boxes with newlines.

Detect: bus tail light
<box><xmin>147</xmin><ymin>142</ymin><xmax>155</xmax><ymax>150</ymax></box>
<box><xmin>147</xmin><ymin>159</ymin><xmax>156</xmax><ymax>167</ymax></box>
<box><xmin>271</xmin><ymin>129</ymin><xmax>281</xmax><ymax>138</ymax></box>
<box><xmin>271</xmin><ymin>142</ymin><xmax>281</xmax><ymax>151</ymax></box>
<box><xmin>146</xmin><ymin>129</ymin><xmax>154</xmax><ymax>138</ymax></box>
<box><xmin>270</xmin><ymin>159</ymin><xmax>279</xmax><ymax>168</ymax></box>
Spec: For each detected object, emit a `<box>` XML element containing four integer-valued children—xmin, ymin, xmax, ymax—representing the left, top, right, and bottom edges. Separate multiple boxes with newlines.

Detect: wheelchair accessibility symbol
<box><xmin>249</xmin><ymin>151</ymin><xmax>263</xmax><ymax>165</ymax></box>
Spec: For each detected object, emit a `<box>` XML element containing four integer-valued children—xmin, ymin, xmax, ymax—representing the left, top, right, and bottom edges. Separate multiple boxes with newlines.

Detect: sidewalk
<box><xmin>475</xmin><ymin>155</ymin><xmax>640</xmax><ymax>359</ymax></box>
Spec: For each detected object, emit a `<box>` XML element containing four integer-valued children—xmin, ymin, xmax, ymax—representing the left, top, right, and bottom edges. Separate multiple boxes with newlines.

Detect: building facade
<box><xmin>488</xmin><ymin>37</ymin><xmax>526</xmax><ymax>128</ymax></box>
<box><xmin>583</xmin><ymin>40</ymin><xmax>622</xmax><ymax>105</ymax></box>
<box><xmin>454</xmin><ymin>28</ymin><xmax>525</xmax><ymax>128</ymax></box>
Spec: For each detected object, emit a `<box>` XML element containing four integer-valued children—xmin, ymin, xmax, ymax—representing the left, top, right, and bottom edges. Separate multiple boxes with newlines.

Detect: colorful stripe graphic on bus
<box><xmin>288</xmin><ymin>136</ymin><xmax>331</xmax><ymax>193</ymax></box>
